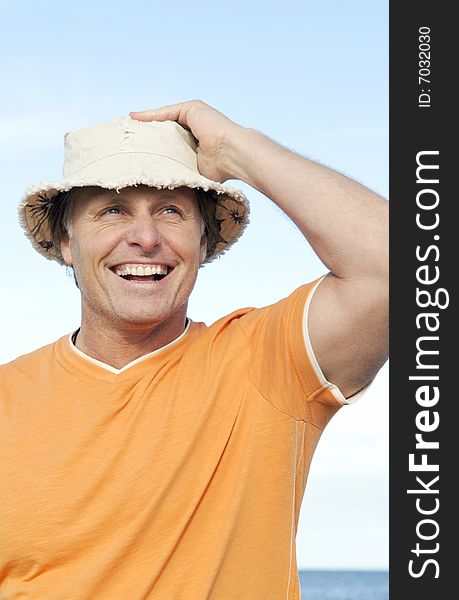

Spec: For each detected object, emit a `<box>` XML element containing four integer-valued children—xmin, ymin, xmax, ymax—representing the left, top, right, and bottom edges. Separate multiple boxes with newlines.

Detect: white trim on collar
<box><xmin>68</xmin><ymin>319</ymin><xmax>191</xmax><ymax>375</ymax></box>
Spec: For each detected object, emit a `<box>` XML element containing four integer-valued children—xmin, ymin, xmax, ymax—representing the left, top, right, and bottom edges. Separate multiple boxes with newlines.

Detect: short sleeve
<box><xmin>237</xmin><ymin>278</ymin><xmax>345</xmax><ymax>426</ymax></box>
<box><xmin>302</xmin><ymin>276</ymin><xmax>372</xmax><ymax>407</ymax></box>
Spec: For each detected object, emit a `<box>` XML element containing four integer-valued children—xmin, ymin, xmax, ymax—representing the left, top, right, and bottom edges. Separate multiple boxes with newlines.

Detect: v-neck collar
<box><xmin>60</xmin><ymin>319</ymin><xmax>193</xmax><ymax>379</ymax></box>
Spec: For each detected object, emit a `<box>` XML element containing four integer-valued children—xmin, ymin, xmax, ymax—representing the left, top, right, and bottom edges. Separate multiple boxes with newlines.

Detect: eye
<box><xmin>163</xmin><ymin>206</ymin><xmax>181</xmax><ymax>215</ymax></box>
<box><xmin>102</xmin><ymin>206</ymin><xmax>122</xmax><ymax>216</ymax></box>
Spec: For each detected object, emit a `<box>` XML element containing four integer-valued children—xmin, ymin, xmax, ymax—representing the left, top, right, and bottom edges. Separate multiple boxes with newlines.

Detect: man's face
<box><xmin>60</xmin><ymin>185</ymin><xmax>207</xmax><ymax>332</ymax></box>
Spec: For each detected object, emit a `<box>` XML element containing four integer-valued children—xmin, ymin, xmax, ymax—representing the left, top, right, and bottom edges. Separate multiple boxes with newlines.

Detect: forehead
<box><xmin>73</xmin><ymin>185</ymin><xmax>198</xmax><ymax>206</ymax></box>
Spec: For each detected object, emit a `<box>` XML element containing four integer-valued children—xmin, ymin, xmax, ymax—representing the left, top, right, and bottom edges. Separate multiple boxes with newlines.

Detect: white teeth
<box><xmin>114</xmin><ymin>264</ymin><xmax>169</xmax><ymax>277</ymax></box>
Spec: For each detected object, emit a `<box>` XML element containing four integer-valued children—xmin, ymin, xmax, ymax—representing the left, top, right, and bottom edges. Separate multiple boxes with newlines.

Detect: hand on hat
<box><xmin>130</xmin><ymin>100</ymin><xmax>243</xmax><ymax>183</ymax></box>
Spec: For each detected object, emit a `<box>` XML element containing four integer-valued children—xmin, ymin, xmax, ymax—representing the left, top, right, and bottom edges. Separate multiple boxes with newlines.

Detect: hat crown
<box><xmin>63</xmin><ymin>116</ymin><xmax>198</xmax><ymax>178</ymax></box>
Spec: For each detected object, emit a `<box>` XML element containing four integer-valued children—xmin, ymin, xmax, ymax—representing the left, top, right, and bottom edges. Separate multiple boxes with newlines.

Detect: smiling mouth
<box><xmin>110</xmin><ymin>264</ymin><xmax>173</xmax><ymax>282</ymax></box>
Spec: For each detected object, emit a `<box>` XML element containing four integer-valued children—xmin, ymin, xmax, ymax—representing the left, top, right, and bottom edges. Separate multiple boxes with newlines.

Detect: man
<box><xmin>1</xmin><ymin>100</ymin><xmax>388</xmax><ymax>599</ymax></box>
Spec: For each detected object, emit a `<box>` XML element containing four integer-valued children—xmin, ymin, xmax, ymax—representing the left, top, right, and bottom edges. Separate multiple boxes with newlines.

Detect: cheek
<box><xmin>72</xmin><ymin>229</ymin><xmax>120</xmax><ymax>264</ymax></box>
<box><xmin>163</xmin><ymin>224</ymin><xmax>204</xmax><ymax>255</ymax></box>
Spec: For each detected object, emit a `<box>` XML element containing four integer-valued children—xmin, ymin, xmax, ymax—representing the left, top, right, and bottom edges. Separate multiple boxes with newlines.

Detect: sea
<box><xmin>298</xmin><ymin>570</ymin><xmax>388</xmax><ymax>600</ymax></box>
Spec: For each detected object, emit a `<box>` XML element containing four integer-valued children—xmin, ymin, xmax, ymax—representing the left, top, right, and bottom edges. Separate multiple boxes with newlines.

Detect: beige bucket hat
<box><xmin>18</xmin><ymin>115</ymin><xmax>249</xmax><ymax>265</ymax></box>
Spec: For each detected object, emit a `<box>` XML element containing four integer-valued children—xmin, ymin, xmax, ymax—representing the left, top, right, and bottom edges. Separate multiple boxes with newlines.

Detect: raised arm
<box><xmin>131</xmin><ymin>100</ymin><xmax>389</xmax><ymax>398</ymax></box>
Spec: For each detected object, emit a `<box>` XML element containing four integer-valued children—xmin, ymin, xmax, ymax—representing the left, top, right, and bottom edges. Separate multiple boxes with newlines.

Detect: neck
<box><xmin>74</xmin><ymin>314</ymin><xmax>188</xmax><ymax>369</ymax></box>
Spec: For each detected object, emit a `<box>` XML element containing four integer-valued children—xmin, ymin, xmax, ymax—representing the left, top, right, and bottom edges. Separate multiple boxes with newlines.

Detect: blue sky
<box><xmin>1</xmin><ymin>0</ymin><xmax>388</xmax><ymax>569</ymax></box>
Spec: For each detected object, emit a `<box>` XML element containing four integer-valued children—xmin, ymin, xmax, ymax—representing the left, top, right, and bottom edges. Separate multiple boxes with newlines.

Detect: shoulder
<box><xmin>191</xmin><ymin>282</ymin><xmax>312</xmax><ymax>339</ymax></box>
<box><xmin>0</xmin><ymin>337</ymin><xmax>65</xmax><ymax>382</ymax></box>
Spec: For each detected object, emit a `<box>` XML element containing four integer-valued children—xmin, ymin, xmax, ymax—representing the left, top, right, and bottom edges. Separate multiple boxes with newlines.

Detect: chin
<box><xmin>113</xmin><ymin>304</ymin><xmax>183</xmax><ymax>329</ymax></box>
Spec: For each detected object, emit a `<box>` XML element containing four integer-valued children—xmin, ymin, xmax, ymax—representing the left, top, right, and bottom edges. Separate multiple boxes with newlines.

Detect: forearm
<box><xmin>222</xmin><ymin>127</ymin><xmax>388</xmax><ymax>280</ymax></box>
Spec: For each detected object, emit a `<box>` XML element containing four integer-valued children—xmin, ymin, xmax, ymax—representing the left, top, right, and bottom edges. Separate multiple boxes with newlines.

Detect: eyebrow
<box><xmin>89</xmin><ymin>191</ymin><xmax>200</xmax><ymax>214</ymax></box>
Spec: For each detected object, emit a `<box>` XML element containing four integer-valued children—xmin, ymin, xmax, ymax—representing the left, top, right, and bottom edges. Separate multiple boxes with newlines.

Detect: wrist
<box><xmin>219</xmin><ymin>126</ymin><xmax>266</xmax><ymax>184</ymax></box>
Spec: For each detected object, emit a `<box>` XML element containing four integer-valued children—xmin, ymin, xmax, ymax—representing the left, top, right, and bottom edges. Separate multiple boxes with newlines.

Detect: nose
<box><xmin>125</xmin><ymin>214</ymin><xmax>161</xmax><ymax>253</ymax></box>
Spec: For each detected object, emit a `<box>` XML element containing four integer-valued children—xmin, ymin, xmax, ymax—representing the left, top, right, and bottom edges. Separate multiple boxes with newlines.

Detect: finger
<box><xmin>129</xmin><ymin>102</ymin><xmax>189</xmax><ymax>126</ymax></box>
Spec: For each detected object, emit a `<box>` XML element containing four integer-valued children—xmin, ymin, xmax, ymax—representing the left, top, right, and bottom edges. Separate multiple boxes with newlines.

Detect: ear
<box><xmin>59</xmin><ymin>234</ymin><xmax>73</xmax><ymax>266</ymax></box>
<box><xmin>199</xmin><ymin>232</ymin><xmax>208</xmax><ymax>265</ymax></box>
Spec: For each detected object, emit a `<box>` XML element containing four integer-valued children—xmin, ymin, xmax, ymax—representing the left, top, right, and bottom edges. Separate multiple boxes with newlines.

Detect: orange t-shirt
<box><xmin>1</xmin><ymin>280</ymin><xmax>346</xmax><ymax>599</ymax></box>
